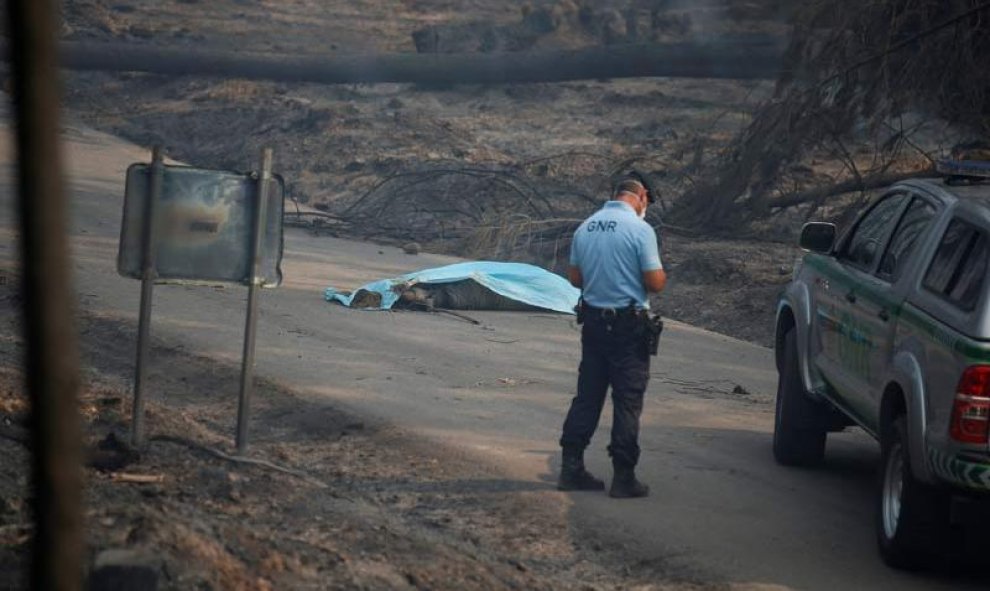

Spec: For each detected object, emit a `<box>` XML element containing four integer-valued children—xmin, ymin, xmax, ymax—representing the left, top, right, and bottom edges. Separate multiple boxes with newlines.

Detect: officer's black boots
<box><xmin>557</xmin><ymin>447</ymin><xmax>605</xmax><ymax>491</ymax></box>
<box><xmin>608</xmin><ymin>464</ymin><xmax>650</xmax><ymax>498</ymax></box>
<box><xmin>558</xmin><ymin>450</ymin><xmax>650</xmax><ymax>497</ymax></box>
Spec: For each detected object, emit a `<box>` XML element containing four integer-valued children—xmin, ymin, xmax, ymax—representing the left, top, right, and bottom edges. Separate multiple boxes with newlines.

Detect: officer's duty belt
<box><xmin>581</xmin><ymin>305</ymin><xmax>646</xmax><ymax>320</ymax></box>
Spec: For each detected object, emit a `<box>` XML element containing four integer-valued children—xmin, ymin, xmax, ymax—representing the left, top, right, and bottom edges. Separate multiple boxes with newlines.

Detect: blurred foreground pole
<box><xmin>7</xmin><ymin>1</ymin><xmax>84</xmax><ymax>590</ymax></box>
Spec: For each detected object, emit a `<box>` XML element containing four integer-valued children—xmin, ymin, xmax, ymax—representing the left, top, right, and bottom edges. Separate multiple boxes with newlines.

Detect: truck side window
<box><xmin>877</xmin><ymin>198</ymin><xmax>936</xmax><ymax>281</ymax></box>
<box><xmin>839</xmin><ymin>193</ymin><xmax>907</xmax><ymax>271</ymax></box>
<box><xmin>923</xmin><ymin>220</ymin><xmax>989</xmax><ymax>311</ymax></box>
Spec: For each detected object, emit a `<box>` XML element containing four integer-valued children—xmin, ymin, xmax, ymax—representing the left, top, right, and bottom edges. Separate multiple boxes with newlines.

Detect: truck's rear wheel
<box><xmin>877</xmin><ymin>416</ymin><xmax>950</xmax><ymax>569</ymax></box>
<box><xmin>773</xmin><ymin>328</ymin><xmax>827</xmax><ymax>466</ymax></box>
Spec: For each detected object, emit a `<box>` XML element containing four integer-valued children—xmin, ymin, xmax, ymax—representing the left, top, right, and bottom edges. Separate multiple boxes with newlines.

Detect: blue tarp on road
<box><xmin>324</xmin><ymin>261</ymin><xmax>579</xmax><ymax>314</ymax></box>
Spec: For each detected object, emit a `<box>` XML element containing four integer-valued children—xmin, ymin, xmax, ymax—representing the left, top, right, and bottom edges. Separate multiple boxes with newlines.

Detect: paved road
<box><xmin>1</xmin><ymin>123</ymin><xmax>985</xmax><ymax>590</ymax></box>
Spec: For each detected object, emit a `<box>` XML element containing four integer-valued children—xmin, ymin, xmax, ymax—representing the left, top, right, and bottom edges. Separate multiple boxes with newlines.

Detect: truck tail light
<box><xmin>951</xmin><ymin>366</ymin><xmax>990</xmax><ymax>444</ymax></box>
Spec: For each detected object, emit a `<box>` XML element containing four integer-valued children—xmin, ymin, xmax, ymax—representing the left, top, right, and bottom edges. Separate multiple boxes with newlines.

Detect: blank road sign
<box><xmin>118</xmin><ymin>164</ymin><xmax>284</xmax><ymax>286</ymax></box>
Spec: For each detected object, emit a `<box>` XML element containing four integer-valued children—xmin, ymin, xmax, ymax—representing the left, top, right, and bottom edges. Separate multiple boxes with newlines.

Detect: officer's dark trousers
<box><xmin>559</xmin><ymin>314</ymin><xmax>650</xmax><ymax>468</ymax></box>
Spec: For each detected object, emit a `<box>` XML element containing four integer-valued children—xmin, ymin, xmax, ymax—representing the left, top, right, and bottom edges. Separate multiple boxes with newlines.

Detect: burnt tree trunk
<box><xmin>35</xmin><ymin>40</ymin><xmax>784</xmax><ymax>83</ymax></box>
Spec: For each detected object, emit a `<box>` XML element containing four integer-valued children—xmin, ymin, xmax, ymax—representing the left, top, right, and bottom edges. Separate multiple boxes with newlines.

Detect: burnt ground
<box><xmin>0</xmin><ymin>275</ymin><xmax>711</xmax><ymax>590</ymax></box>
<box><xmin>61</xmin><ymin>69</ymin><xmax>799</xmax><ymax>345</ymax></box>
<box><xmin>56</xmin><ymin>0</ymin><xmax>801</xmax><ymax>348</ymax></box>
<box><xmin>3</xmin><ymin>1</ymin><xmax>802</xmax><ymax>588</ymax></box>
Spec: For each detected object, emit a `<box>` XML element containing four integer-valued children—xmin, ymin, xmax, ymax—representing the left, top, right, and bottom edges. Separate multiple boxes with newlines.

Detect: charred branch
<box><xmin>23</xmin><ymin>40</ymin><xmax>786</xmax><ymax>83</ymax></box>
<box><xmin>768</xmin><ymin>167</ymin><xmax>936</xmax><ymax>210</ymax></box>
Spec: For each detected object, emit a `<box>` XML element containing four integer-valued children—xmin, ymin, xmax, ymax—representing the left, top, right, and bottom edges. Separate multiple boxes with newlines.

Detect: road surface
<box><xmin>0</xmin><ymin>122</ymin><xmax>985</xmax><ymax>590</ymax></box>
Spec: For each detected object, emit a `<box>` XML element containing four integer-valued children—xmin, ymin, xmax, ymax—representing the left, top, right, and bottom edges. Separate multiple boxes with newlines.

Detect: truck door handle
<box><xmin>878</xmin><ymin>309</ymin><xmax>890</xmax><ymax>322</ymax></box>
<box><xmin>845</xmin><ymin>291</ymin><xmax>857</xmax><ymax>304</ymax></box>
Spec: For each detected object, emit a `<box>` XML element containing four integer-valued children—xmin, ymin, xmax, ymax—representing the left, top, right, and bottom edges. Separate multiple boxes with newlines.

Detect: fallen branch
<box><xmin>435</xmin><ymin>309</ymin><xmax>482</xmax><ymax>325</ymax></box>
<box><xmin>400</xmin><ymin>299</ymin><xmax>484</xmax><ymax>325</ymax></box>
<box><xmin>151</xmin><ymin>434</ymin><xmax>328</xmax><ymax>489</ymax></box>
<box><xmin>284</xmin><ymin>210</ymin><xmax>344</xmax><ymax>221</ymax></box>
<box><xmin>51</xmin><ymin>40</ymin><xmax>784</xmax><ymax>85</ymax></box>
<box><xmin>110</xmin><ymin>472</ymin><xmax>165</xmax><ymax>484</ymax></box>
<box><xmin>769</xmin><ymin>167</ymin><xmax>935</xmax><ymax>210</ymax></box>
<box><xmin>471</xmin><ymin>217</ymin><xmax>583</xmax><ymax>230</ymax></box>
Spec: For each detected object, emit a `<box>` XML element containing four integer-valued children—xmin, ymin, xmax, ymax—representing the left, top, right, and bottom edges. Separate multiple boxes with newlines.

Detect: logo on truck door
<box><xmin>837</xmin><ymin>310</ymin><xmax>874</xmax><ymax>380</ymax></box>
<box><xmin>817</xmin><ymin>305</ymin><xmax>874</xmax><ymax>380</ymax></box>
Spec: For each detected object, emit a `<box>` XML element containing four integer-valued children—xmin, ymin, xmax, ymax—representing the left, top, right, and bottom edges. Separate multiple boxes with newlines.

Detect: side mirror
<box><xmin>799</xmin><ymin>222</ymin><xmax>836</xmax><ymax>254</ymax></box>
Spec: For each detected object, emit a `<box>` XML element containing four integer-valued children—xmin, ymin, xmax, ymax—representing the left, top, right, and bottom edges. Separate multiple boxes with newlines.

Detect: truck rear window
<box><xmin>923</xmin><ymin>219</ymin><xmax>989</xmax><ymax>311</ymax></box>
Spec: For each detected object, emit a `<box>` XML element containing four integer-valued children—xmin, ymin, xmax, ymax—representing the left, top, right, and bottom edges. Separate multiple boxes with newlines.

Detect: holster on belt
<box><xmin>644</xmin><ymin>313</ymin><xmax>664</xmax><ymax>356</ymax></box>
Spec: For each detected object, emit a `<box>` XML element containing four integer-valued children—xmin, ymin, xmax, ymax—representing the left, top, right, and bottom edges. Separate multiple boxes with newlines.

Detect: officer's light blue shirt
<box><xmin>569</xmin><ymin>201</ymin><xmax>662</xmax><ymax>309</ymax></box>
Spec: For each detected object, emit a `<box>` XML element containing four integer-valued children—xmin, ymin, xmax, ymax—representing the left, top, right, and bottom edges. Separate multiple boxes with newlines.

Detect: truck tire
<box><xmin>773</xmin><ymin>328</ymin><xmax>827</xmax><ymax>466</ymax></box>
<box><xmin>877</xmin><ymin>416</ymin><xmax>950</xmax><ymax>569</ymax></box>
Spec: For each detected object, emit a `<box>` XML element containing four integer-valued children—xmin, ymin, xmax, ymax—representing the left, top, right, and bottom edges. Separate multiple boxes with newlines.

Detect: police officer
<box><xmin>557</xmin><ymin>173</ymin><xmax>666</xmax><ymax>498</ymax></box>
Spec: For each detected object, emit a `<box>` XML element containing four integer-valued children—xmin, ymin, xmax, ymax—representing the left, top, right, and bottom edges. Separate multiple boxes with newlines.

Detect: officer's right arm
<box><xmin>643</xmin><ymin>268</ymin><xmax>666</xmax><ymax>293</ymax></box>
<box><xmin>639</xmin><ymin>225</ymin><xmax>666</xmax><ymax>294</ymax></box>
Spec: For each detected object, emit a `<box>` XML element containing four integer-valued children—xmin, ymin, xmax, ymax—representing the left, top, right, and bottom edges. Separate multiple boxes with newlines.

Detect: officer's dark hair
<box><xmin>613</xmin><ymin>169</ymin><xmax>658</xmax><ymax>203</ymax></box>
<box><xmin>612</xmin><ymin>179</ymin><xmax>645</xmax><ymax>199</ymax></box>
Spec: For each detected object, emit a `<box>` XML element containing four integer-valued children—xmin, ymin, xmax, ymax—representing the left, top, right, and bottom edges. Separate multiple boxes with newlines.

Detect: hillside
<box><xmin>60</xmin><ymin>0</ymin><xmax>798</xmax><ymax>344</ymax></box>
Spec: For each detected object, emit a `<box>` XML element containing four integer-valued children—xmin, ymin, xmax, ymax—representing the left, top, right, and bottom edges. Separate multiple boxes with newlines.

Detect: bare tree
<box><xmin>669</xmin><ymin>0</ymin><xmax>990</xmax><ymax>232</ymax></box>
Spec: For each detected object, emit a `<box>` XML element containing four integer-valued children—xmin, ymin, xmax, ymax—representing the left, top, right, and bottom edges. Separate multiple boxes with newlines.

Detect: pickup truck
<box><xmin>774</xmin><ymin>176</ymin><xmax>990</xmax><ymax>568</ymax></box>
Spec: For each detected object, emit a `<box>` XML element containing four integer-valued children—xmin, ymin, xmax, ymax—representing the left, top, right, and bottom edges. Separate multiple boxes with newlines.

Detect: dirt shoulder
<box><xmin>658</xmin><ymin>234</ymin><xmax>796</xmax><ymax>346</ymax></box>
<box><xmin>0</xmin><ymin>274</ymin><xmax>707</xmax><ymax>590</ymax></box>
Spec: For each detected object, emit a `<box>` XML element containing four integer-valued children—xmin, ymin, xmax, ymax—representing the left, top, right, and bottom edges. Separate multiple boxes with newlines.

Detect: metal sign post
<box><xmin>131</xmin><ymin>146</ymin><xmax>164</xmax><ymax>447</ymax></box>
<box><xmin>236</xmin><ymin>148</ymin><xmax>273</xmax><ymax>455</ymax></box>
<box><xmin>119</xmin><ymin>147</ymin><xmax>283</xmax><ymax>453</ymax></box>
